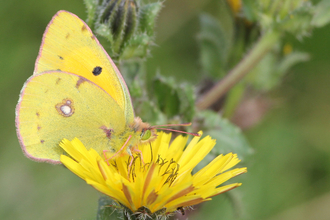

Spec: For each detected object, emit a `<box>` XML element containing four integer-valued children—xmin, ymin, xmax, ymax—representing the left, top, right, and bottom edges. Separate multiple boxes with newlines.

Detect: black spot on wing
<box><xmin>92</xmin><ymin>66</ymin><xmax>102</xmax><ymax>76</ymax></box>
<box><xmin>58</xmin><ymin>55</ymin><xmax>64</xmax><ymax>60</ymax></box>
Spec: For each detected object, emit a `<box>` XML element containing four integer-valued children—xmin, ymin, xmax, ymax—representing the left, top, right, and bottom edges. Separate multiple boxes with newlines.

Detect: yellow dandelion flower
<box><xmin>60</xmin><ymin>131</ymin><xmax>247</xmax><ymax>216</ymax></box>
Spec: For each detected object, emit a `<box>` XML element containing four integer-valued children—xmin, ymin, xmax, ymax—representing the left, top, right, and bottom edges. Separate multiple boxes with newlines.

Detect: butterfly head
<box><xmin>132</xmin><ymin>117</ymin><xmax>157</xmax><ymax>144</ymax></box>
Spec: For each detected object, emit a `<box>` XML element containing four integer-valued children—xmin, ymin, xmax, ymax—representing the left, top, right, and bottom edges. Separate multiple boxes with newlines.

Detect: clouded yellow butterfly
<box><xmin>15</xmin><ymin>10</ymin><xmax>157</xmax><ymax>164</ymax></box>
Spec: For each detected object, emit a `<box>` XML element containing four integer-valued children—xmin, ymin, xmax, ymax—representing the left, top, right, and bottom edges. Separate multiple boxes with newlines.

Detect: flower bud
<box><xmin>98</xmin><ymin>0</ymin><xmax>138</xmax><ymax>53</ymax></box>
<box><xmin>95</xmin><ymin>0</ymin><xmax>163</xmax><ymax>59</ymax></box>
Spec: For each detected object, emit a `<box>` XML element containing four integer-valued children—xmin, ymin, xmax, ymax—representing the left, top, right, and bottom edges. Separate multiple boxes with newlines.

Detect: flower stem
<box><xmin>196</xmin><ymin>30</ymin><xmax>281</xmax><ymax>110</ymax></box>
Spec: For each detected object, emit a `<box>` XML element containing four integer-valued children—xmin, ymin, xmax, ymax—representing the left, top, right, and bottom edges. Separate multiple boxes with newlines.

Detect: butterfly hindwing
<box><xmin>16</xmin><ymin>71</ymin><xmax>126</xmax><ymax>163</ymax></box>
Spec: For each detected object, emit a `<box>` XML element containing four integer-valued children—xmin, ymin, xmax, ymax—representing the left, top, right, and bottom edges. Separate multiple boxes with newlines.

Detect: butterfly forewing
<box><xmin>34</xmin><ymin>10</ymin><xmax>134</xmax><ymax>123</ymax></box>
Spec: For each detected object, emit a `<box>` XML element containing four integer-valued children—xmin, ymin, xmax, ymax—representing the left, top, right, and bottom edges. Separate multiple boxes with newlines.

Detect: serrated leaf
<box><xmin>277</xmin><ymin>51</ymin><xmax>309</xmax><ymax>74</ymax></box>
<box><xmin>119</xmin><ymin>61</ymin><xmax>145</xmax><ymax>97</ymax></box>
<box><xmin>247</xmin><ymin>52</ymin><xmax>277</xmax><ymax>91</ymax></box>
<box><xmin>95</xmin><ymin>23</ymin><xmax>115</xmax><ymax>54</ymax></box>
<box><xmin>151</xmin><ymin>74</ymin><xmax>196</xmax><ymax>123</ymax></box>
<box><xmin>96</xmin><ymin>196</ymin><xmax>122</xmax><ymax>220</ymax></box>
<box><xmin>153</xmin><ymin>75</ymin><xmax>180</xmax><ymax>118</ymax></box>
<box><xmin>139</xmin><ymin>2</ymin><xmax>162</xmax><ymax>36</ymax></box>
<box><xmin>135</xmin><ymin>99</ymin><xmax>167</xmax><ymax>125</ymax></box>
<box><xmin>198</xmin><ymin>13</ymin><xmax>230</xmax><ymax>78</ymax></box>
<box><xmin>241</xmin><ymin>0</ymin><xmax>258</xmax><ymax>22</ymax></box>
<box><xmin>198</xmin><ymin>111</ymin><xmax>253</xmax><ymax>161</ymax></box>
<box><xmin>279</xmin><ymin>10</ymin><xmax>314</xmax><ymax>38</ymax></box>
<box><xmin>247</xmin><ymin>49</ymin><xmax>309</xmax><ymax>91</ymax></box>
<box><xmin>177</xmin><ymin>84</ymin><xmax>195</xmax><ymax>122</ymax></box>
<box><xmin>312</xmin><ymin>0</ymin><xmax>330</xmax><ymax>27</ymax></box>
<box><xmin>121</xmin><ymin>34</ymin><xmax>151</xmax><ymax>59</ymax></box>
<box><xmin>84</xmin><ymin>0</ymin><xmax>98</xmax><ymax>27</ymax></box>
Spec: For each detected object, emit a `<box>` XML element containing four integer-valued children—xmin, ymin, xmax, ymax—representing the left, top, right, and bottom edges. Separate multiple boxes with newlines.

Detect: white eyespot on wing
<box><xmin>60</xmin><ymin>105</ymin><xmax>71</xmax><ymax>115</ymax></box>
<box><xmin>56</xmin><ymin>98</ymin><xmax>74</xmax><ymax>117</ymax></box>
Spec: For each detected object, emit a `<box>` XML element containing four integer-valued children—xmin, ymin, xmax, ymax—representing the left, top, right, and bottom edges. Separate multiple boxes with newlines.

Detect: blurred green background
<box><xmin>1</xmin><ymin>0</ymin><xmax>330</xmax><ymax>219</ymax></box>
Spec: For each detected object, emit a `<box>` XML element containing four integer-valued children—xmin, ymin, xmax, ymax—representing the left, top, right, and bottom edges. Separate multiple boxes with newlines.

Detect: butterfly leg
<box><xmin>133</xmin><ymin>148</ymin><xmax>145</xmax><ymax>165</ymax></box>
<box><xmin>127</xmin><ymin>151</ymin><xmax>134</xmax><ymax>179</ymax></box>
<box><xmin>103</xmin><ymin>150</ymin><xmax>112</xmax><ymax>166</ymax></box>
<box><xmin>103</xmin><ymin>135</ymin><xmax>132</xmax><ymax>166</ymax></box>
<box><xmin>126</xmin><ymin>147</ymin><xmax>145</xmax><ymax>180</ymax></box>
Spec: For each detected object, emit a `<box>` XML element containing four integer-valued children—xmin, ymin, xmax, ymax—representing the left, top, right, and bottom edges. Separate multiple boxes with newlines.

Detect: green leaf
<box><xmin>95</xmin><ymin>23</ymin><xmax>115</xmax><ymax>55</ymax></box>
<box><xmin>151</xmin><ymin>74</ymin><xmax>196</xmax><ymax>122</ymax></box>
<box><xmin>198</xmin><ymin>111</ymin><xmax>253</xmax><ymax>161</ymax></box>
<box><xmin>139</xmin><ymin>2</ymin><xmax>162</xmax><ymax>37</ymax></box>
<box><xmin>277</xmin><ymin>51</ymin><xmax>309</xmax><ymax>74</ymax></box>
<box><xmin>241</xmin><ymin>0</ymin><xmax>258</xmax><ymax>22</ymax></box>
<box><xmin>278</xmin><ymin>7</ymin><xmax>314</xmax><ymax>38</ymax></box>
<box><xmin>96</xmin><ymin>196</ymin><xmax>122</xmax><ymax>220</ymax></box>
<box><xmin>135</xmin><ymin>99</ymin><xmax>167</xmax><ymax>125</ymax></box>
<box><xmin>198</xmin><ymin>13</ymin><xmax>231</xmax><ymax>78</ymax></box>
<box><xmin>312</xmin><ymin>0</ymin><xmax>330</xmax><ymax>27</ymax></box>
<box><xmin>147</xmin><ymin>74</ymin><xmax>195</xmax><ymax>124</ymax></box>
<box><xmin>246</xmin><ymin>52</ymin><xmax>277</xmax><ymax>91</ymax></box>
<box><xmin>177</xmin><ymin>84</ymin><xmax>196</xmax><ymax>122</ymax></box>
<box><xmin>84</xmin><ymin>0</ymin><xmax>98</xmax><ymax>28</ymax></box>
<box><xmin>120</xmin><ymin>34</ymin><xmax>151</xmax><ymax>59</ymax></box>
<box><xmin>153</xmin><ymin>75</ymin><xmax>180</xmax><ymax>118</ymax></box>
<box><xmin>119</xmin><ymin>61</ymin><xmax>145</xmax><ymax>98</ymax></box>
<box><xmin>247</xmin><ymin>49</ymin><xmax>309</xmax><ymax>91</ymax></box>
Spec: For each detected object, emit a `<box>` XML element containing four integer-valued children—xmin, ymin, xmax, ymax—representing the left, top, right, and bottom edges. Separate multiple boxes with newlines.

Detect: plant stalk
<box><xmin>196</xmin><ymin>30</ymin><xmax>281</xmax><ymax>110</ymax></box>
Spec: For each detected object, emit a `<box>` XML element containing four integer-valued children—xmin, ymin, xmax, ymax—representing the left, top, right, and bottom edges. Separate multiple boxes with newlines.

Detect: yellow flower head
<box><xmin>227</xmin><ymin>0</ymin><xmax>242</xmax><ymax>15</ymax></box>
<box><xmin>60</xmin><ymin>131</ymin><xmax>247</xmax><ymax>215</ymax></box>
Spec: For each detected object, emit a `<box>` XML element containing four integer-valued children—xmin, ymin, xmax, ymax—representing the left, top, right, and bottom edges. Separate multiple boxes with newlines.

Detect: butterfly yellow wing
<box><xmin>34</xmin><ymin>10</ymin><xmax>134</xmax><ymax>123</ymax></box>
<box><xmin>16</xmin><ymin>71</ymin><xmax>128</xmax><ymax>163</ymax></box>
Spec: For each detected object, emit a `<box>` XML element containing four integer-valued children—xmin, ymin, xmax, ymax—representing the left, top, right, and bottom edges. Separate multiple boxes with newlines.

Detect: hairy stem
<box><xmin>196</xmin><ymin>30</ymin><xmax>281</xmax><ymax>110</ymax></box>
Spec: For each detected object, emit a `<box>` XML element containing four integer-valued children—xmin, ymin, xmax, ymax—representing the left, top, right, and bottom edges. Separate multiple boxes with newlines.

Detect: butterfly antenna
<box><xmin>155</xmin><ymin>127</ymin><xmax>200</xmax><ymax>136</ymax></box>
<box><xmin>151</xmin><ymin>122</ymin><xmax>192</xmax><ymax>128</ymax></box>
<box><xmin>150</xmin><ymin>122</ymin><xmax>200</xmax><ymax>137</ymax></box>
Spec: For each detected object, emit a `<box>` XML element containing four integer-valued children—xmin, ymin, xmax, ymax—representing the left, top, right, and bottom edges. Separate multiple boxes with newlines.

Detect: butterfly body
<box><xmin>16</xmin><ymin>11</ymin><xmax>156</xmax><ymax>163</ymax></box>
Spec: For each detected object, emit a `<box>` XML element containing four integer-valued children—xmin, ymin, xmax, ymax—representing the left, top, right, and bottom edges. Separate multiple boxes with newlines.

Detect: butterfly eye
<box><xmin>141</xmin><ymin>129</ymin><xmax>151</xmax><ymax>141</ymax></box>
